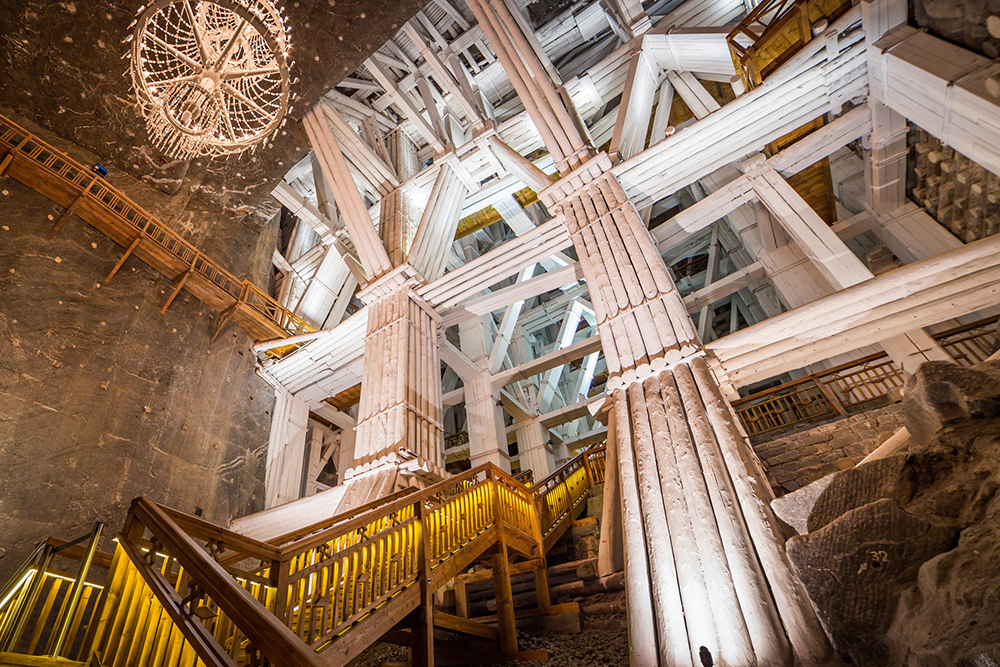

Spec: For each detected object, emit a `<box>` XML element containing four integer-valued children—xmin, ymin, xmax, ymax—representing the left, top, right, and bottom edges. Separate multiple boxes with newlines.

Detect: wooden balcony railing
<box><xmin>0</xmin><ymin>114</ymin><xmax>314</xmax><ymax>353</ymax></box>
<box><xmin>733</xmin><ymin>316</ymin><xmax>999</xmax><ymax>436</ymax></box>
<box><xmin>530</xmin><ymin>445</ymin><xmax>606</xmax><ymax>552</ymax></box>
<box><xmin>727</xmin><ymin>0</ymin><xmax>853</xmax><ymax>88</ymax></box>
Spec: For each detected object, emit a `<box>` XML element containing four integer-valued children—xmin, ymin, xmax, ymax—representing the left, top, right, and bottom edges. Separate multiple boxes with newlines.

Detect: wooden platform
<box><xmin>0</xmin><ymin>114</ymin><xmax>313</xmax><ymax>348</ymax></box>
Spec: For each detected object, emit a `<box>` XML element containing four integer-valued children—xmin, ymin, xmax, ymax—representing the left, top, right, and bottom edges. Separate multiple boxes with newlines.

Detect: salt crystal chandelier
<box><xmin>126</xmin><ymin>0</ymin><xmax>293</xmax><ymax>160</ymax></box>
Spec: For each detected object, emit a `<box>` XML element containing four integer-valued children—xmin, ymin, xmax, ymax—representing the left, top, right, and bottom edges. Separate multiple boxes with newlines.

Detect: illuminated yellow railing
<box><xmin>1</xmin><ymin>450</ymin><xmax>607</xmax><ymax>667</ymax></box>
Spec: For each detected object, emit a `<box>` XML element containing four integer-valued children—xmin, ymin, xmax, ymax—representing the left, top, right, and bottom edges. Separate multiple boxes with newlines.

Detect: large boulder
<box><xmin>779</xmin><ymin>357</ymin><xmax>1000</xmax><ymax>666</ymax></box>
<box><xmin>904</xmin><ymin>360</ymin><xmax>1000</xmax><ymax>444</ymax></box>
<box><xmin>786</xmin><ymin>499</ymin><xmax>956</xmax><ymax>664</ymax></box>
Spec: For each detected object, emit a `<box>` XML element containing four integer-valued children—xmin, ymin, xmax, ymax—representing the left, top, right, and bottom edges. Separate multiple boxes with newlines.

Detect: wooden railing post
<box><xmin>272</xmin><ymin>556</ymin><xmax>291</xmax><ymax>625</ymax></box>
<box><xmin>411</xmin><ymin>498</ymin><xmax>434</xmax><ymax>667</ymax></box>
<box><xmin>491</xmin><ymin>543</ymin><xmax>518</xmax><ymax>655</ymax></box>
<box><xmin>581</xmin><ymin>451</ymin><xmax>595</xmax><ymax>488</ymax></box>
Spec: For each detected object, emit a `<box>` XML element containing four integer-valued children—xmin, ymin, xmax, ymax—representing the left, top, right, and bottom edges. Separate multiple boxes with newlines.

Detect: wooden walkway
<box><xmin>0</xmin><ymin>113</ymin><xmax>313</xmax><ymax>348</ymax></box>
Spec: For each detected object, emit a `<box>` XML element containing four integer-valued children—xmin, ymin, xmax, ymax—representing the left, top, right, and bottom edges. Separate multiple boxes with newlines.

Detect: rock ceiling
<box><xmin>0</xmin><ymin>0</ymin><xmax>428</xmax><ymax>214</ymax></box>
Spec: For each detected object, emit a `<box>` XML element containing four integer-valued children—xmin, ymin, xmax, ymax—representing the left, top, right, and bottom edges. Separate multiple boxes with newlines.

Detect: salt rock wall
<box><xmin>0</xmin><ymin>112</ymin><xmax>278</xmax><ymax>582</ymax></box>
<box><xmin>782</xmin><ymin>360</ymin><xmax>1000</xmax><ymax>666</ymax></box>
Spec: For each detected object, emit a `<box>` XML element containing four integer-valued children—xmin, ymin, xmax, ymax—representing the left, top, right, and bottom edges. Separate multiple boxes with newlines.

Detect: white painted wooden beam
<box><xmin>492</xmin><ymin>335</ymin><xmax>603</xmax><ymax>390</ymax></box>
<box><xmin>707</xmin><ymin>233</ymin><xmax>1000</xmax><ymax>386</ymax></box>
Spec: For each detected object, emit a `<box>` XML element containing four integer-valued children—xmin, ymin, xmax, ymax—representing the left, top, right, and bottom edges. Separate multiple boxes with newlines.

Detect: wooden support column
<box><xmin>458</xmin><ymin>317</ymin><xmax>510</xmax><ymax>471</ymax></box>
<box><xmin>407</xmin><ymin>162</ymin><xmax>469</xmax><ymax>282</ymax></box>
<box><xmin>303</xmin><ymin>107</ymin><xmax>393</xmax><ymax>280</ymax></box>
<box><xmin>347</xmin><ymin>279</ymin><xmax>446</xmax><ymax>501</ymax></box>
<box><xmin>610</xmin><ymin>46</ymin><xmax>658</xmax><ymax>163</ymax></box>
<box><xmin>865</xmin><ymin>101</ymin><xmax>909</xmax><ymax>214</ymax></box>
<box><xmin>667</xmin><ymin>71</ymin><xmax>720</xmax><ymax>120</ymax></box>
<box><xmin>265</xmin><ymin>387</ymin><xmax>310</xmax><ymax>509</ymax></box>
<box><xmin>367</xmin><ymin>56</ymin><xmax>446</xmax><ymax>153</ymax></box>
<box><xmin>545</xmin><ymin>164</ymin><xmax>830</xmax><ymax>666</ymax></box>
<box><xmin>649</xmin><ymin>75</ymin><xmax>674</xmax><ymax>147</ymax></box>
<box><xmin>46</xmin><ymin>178</ymin><xmax>97</xmax><ymax>241</ymax></box>
<box><xmin>466</xmin><ymin>0</ymin><xmax>588</xmax><ymax>172</ymax></box>
<box><xmin>0</xmin><ymin>136</ymin><xmax>28</xmax><ymax>177</ymax></box>
<box><xmin>491</xmin><ymin>543</ymin><xmax>517</xmax><ymax>655</ymax></box>
<box><xmin>106</xmin><ymin>236</ymin><xmax>142</xmax><ymax>282</ymax></box>
<box><xmin>412</xmin><ymin>498</ymin><xmax>435</xmax><ymax>667</ymax></box>
<box><xmin>598</xmin><ymin>403</ymin><xmax>624</xmax><ymax>577</ymax></box>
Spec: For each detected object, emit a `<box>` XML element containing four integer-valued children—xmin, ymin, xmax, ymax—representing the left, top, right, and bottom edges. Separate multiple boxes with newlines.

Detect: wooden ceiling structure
<box><xmin>244</xmin><ymin>0</ymin><xmax>1000</xmax><ymax>662</ymax></box>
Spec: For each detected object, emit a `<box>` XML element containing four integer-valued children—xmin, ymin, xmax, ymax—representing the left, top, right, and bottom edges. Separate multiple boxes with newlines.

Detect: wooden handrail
<box><xmin>130</xmin><ymin>497</ymin><xmax>329</xmax><ymax>667</ymax></box>
<box><xmin>266</xmin><ymin>487</ymin><xmax>418</xmax><ymax>549</ymax></box>
<box><xmin>158</xmin><ymin>506</ymin><xmax>282</xmax><ymax>563</ymax></box>
<box><xmin>0</xmin><ymin>113</ymin><xmax>315</xmax><ymax>344</ymax></box>
<box><xmin>733</xmin><ymin>315</ymin><xmax>1000</xmax><ymax>407</ymax></box>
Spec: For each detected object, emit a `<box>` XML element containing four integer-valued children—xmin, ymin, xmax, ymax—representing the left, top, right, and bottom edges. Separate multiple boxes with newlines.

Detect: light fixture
<box><xmin>128</xmin><ymin>0</ymin><xmax>292</xmax><ymax>160</ymax></box>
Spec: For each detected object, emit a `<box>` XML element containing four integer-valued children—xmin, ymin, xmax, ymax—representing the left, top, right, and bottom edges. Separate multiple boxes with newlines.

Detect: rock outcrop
<box><xmin>779</xmin><ymin>359</ymin><xmax>1000</xmax><ymax>666</ymax></box>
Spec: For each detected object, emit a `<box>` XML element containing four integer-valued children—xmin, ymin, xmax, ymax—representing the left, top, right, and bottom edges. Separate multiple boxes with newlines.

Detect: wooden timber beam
<box><xmin>45</xmin><ymin>177</ymin><xmax>97</xmax><ymax>241</ymax></box>
<box><xmin>439</xmin><ymin>263</ymin><xmax>584</xmax><ymax>328</ymax></box>
<box><xmin>706</xmin><ymin>233</ymin><xmax>1000</xmax><ymax>386</ymax></box>
<box><xmin>492</xmin><ymin>335</ymin><xmax>602</xmax><ymax>390</ymax></box>
<box><xmin>651</xmin><ymin>104</ymin><xmax>872</xmax><ymax>253</ymax></box>
<box><xmin>302</xmin><ymin>108</ymin><xmax>393</xmax><ymax>280</ymax></box>
<box><xmin>366</xmin><ymin>56</ymin><xmax>447</xmax><ymax>153</ymax></box>
<box><xmin>683</xmin><ymin>261</ymin><xmax>767</xmax><ymax>311</ymax></box>
<box><xmin>160</xmin><ymin>269</ymin><xmax>192</xmax><ymax>314</ymax></box>
<box><xmin>106</xmin><ymin>235</ymin><xmax>142</xmax><ymax>282</ymax></box>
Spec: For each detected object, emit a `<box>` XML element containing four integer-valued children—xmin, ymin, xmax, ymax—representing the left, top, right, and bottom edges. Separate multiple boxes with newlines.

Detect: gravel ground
<box><xmin>351</xmin><ymin>591</ymin><xmax>628</xmax><ymax>667</ymax></box>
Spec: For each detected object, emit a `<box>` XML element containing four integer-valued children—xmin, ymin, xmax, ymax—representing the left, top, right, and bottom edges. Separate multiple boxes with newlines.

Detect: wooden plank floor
<box><xmin>0</xmin><ymin>114</ymin><xmax>312</xmax><ymax>347</ymax></box>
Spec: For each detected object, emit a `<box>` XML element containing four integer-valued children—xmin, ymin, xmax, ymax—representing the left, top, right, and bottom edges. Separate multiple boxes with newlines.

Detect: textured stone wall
<box><xmin>0</xmin><ymin>111</ymin><xmax>278</xmax><ymax>581</ymax></box>
<box><xmin>751</xmin><ymin>403</ymin><xmax>906</xmax><ymax>495</ymax></box>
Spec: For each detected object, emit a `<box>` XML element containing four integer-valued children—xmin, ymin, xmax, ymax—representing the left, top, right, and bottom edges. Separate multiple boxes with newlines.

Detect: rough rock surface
<box><xmin>352</xmin><ymin>591</ymin><xmax>628</xmax><ymax>667</ymax></box>
<box><xmin>752</xmin><ymin>403</ymin><xmax>905</xmax><ymax>494</ymax></box>
<box><xmin>787</xmin><ymin>499</ymin><xmax>956</xmax><ymax>662</ymax></box>
<box><xmin>0</xmin><ymin>116</ymin><xmax>277</xmax><ymax>582</ymax></box>
<box><xmin>904</xmin><ymin>360</ymin><xmax>1000</xmax><ymax>443</ymax></box>
<box><xmin>806</xmin><ymin>455</ymin><xmax>914</xmax><ymax>533</ymax></box>
<box><xmin>783</xmin><ymin>359</ymin><xmax>1000</xmax><ymax>666</ymax></box>
<box><xmin>0</xmin><ymin>0</ymin><xmax>429</xmax><ymax>209</ymax></box>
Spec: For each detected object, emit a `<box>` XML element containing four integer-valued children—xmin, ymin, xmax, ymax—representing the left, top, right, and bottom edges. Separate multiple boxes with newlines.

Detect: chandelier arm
<box><xmin>182</xmin><ymin>0</ymin><xmax>210</xmax><ymax>67</ymax></box>
<box><xmin>152</xmin><ymin>74</ymin><xmax>201</xmax><ymax>87</ymax></box>
<box><xmin>221</xmin><ymin>81</ymin><xmax>270</xmax><ymax>118</ymax></box>
<box><xmin>221</xmin><ymin>65</ymin><xmax>280</xmax><ymax>81</ymax></box>
<box><xmin>147</xmin><ymin>32</ymin><xmax>203</xmax><ymax>72</ymax></box>
<box><xmin>216</xmin><ymin>90</ymin><xmax>237</xmax><ymax>140</ymax></box>
<box><xmin>213</xmin><ymin>17</ymin><xmax>250</xmax><ymax>73</ymax></box>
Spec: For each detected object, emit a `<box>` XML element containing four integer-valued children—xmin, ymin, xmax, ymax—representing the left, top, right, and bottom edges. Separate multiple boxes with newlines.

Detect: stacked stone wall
<box><xmin>751</xmin><ymin>403</ymin><xmax>906</xmax><ymax>495</ymax></box>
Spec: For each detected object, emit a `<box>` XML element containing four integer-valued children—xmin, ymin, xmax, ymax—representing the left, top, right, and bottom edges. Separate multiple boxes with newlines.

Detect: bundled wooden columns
<box><xmin>350</xmin><ymin>284</ymin><xmax>446</xmax><ymax>488</ymax></box>
<box><xmin>561</xmin><ymin>172</ymin><xmax>698</xmax><ymax>388</ymax></box>
<box><xmin>554</xmin><ymin>164</ymin><xmax>830</xmax><ymax>666</ymax></box>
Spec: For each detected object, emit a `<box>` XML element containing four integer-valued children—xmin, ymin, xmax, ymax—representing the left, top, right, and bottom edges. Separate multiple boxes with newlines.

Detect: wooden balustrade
<box><xmin>2</xmin><ymin>452</ymin><xmax>606</xmax><ymax>667</ymax></box>
<box><xmin>733</xmin><ymin>316</ymin><xmax>999</xmax><ymax>435</ymax></box>
<box><xmin>0</xmin><ymin>114</ymin><xmax>314</xmax><ymax>351</ymax></box>
<box><xmin>0</xmin><ymin>528</ymin><xmax>108</xmax><ymax>660</ymax></box>
<box><xmin>726</xmin><ymin>0</ymin><xmax>853</xmax><ymax>88</ymax></box>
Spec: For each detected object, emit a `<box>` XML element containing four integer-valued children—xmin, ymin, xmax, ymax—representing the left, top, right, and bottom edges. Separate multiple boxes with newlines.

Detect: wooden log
<box><xmin>689</xmin><ymin>357</ymin><xmax>831</xmax><ymax>663</ymax></box>
<box><xmin>670</xmin><ymin>365</ymin><xmax>787</xmax><ymax>664</ymax></box>
<box><xmin>632</xmin><ymin>375</ymin><xmax>712</xmax><ymax>665</ymax></box>
<box><xmin>610</xmin><ymin>388</ymin><xmax>660</xmax><ymax>667</ymax></box>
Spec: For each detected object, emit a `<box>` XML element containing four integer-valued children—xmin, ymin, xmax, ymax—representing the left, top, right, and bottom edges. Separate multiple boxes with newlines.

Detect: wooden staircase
<box><xmin>0</xmin><ymin>448</ymin><xmax>606</xmax><ymax>667</ymax></box>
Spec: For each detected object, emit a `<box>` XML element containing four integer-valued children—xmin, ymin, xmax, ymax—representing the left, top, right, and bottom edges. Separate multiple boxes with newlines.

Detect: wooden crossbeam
<box><xmin>106</xmin><ymin>236</ymin><xmax>143</xmax><ymax>282</ymax></box>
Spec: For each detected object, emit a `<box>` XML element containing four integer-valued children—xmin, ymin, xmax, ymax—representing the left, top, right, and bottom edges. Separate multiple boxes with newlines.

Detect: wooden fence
<box><xmin>733</xmin><ymin>316</ymin><xmax>998</xmax><ymax>435</ymax></box>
